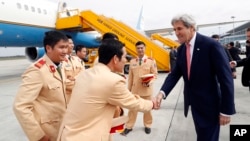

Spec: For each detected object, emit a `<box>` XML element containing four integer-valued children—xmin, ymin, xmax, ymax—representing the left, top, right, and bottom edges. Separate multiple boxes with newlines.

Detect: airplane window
<box><xmin>16</xmin><ymin>3</ymin><xmax>21</xmax><ymax>9</ymax></box>
<box><xmin>24</xmin><ymin>5</ymin><xmax>28</xmax><ymax>11</ymax></box>
<box><xmin>31</xmin><ymin>6</ymin><xmax>35</xmax><ymax>12</ymax></box>
<box><xmin>43</xmin><ymin>9</ymin><xmax>47</xmax><ymax>15</ymax></box>
<box><xmin>37</xmin><ymin>8</ymin><xmax>41</xmax><ymax>14</ymax></box>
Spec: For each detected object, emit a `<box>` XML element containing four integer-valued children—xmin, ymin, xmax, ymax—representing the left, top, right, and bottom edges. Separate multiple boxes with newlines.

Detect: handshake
<box><xmin>151</xmin><ymin>92</ymin><xmax>164</xmax><ymax>110</ymax></box>
<box><xmin>229</xmin><ymin>61</ymin><xmax>237</xmax><ymax>68</ymax></box>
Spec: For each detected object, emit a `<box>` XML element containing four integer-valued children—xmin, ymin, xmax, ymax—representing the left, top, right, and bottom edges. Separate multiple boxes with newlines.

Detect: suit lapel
<box><xmin>189</xmin><ymin>34</ymin><xmax>201</xmax><ymax>80</ymax></box>
<box><xmin>179</xmin><ymin>44</ymin><xmax>189</xmax><ymax>79</ymax></box>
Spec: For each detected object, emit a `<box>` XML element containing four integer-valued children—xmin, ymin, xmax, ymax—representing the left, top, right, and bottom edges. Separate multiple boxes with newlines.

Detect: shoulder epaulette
<box><xmin>147</xmin><ymin>57</ymin><xmax>154</xmax><ymax>60</ymax></box>
<box><xmin>34</xmin><ymin>59</ymin><xmax>46</xmax><ymax>69</ymax></box>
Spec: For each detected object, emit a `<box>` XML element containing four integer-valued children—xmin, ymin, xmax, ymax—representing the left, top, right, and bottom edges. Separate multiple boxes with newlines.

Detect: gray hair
<box><xmin>171</xmin><ymin>14</ymin><xmax>197</xmax><ymax>31</ymax></box>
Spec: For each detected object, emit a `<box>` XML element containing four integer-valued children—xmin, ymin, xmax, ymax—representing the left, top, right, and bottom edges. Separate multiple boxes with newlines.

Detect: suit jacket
<box><xmin>228</xmin><ymin>47</ymin><xmax>241</xmax><ymax>61</ymax></box>
<box><xmin>57</xmin><ymin>63</ymin><xmax>153</xmax><ymax>141</ymax></box>
<box><xmin>13</xmin><ymin>55</ymin><xmax>68</xmax><ymax>141</ymax></box>
<box><xmin>237</xmin><ymin>57</ymin><xmax>250</xmax><ymax>87</ymax></box>
<box><xmin>128</xmin><ymin>55</ymin><xmax>158</xmax><ymax>97</ymax></box>
<box><xmin>161</xmin><ymin>33</ymin><xmax>235</xmax><ymax>127</ymax></box>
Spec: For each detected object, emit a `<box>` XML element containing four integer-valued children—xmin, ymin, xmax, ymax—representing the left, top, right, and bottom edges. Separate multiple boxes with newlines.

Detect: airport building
<box><xmin>220</xmin><ymin>21</ymin><xmax>250</xmax><ymax>45</ymax></box>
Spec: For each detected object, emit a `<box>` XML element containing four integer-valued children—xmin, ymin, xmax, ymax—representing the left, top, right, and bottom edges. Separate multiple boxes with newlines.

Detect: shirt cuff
<box><xmin>220</xmin><ymin>113</ymin><xmax>230</xmax><ymax>117</ymax></box>
<box><xmin>160</xmin><ymin>90</ymin><xmax>166</xmax><ymax>99</ymax></box>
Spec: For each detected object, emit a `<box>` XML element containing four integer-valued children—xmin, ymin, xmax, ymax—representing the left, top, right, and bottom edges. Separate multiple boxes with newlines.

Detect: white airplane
<box><xmin>0</xmin><ymin>0</ymin><xmax>100</xmax><ymax>61</ymax></box>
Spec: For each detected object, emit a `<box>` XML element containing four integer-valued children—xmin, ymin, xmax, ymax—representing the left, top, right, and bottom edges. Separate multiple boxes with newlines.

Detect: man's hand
<box><xmin>151</xmin><ymin>97</ymin><xmax>157</xmax><ymax>110</ymax></box>
<box><xmin>230</xmin><ymin>61</ymin><xmax>236</xmax><ymax>68</ymax></box>
<box><xmin>67</xmin><ymin>76</ymin><xmax>75</xmax><ymax>81</ymax></box>
<box><xmin>219</xmin><ymin>115</ymin><xmax>231</xmax><ymax>126</ymax></box>
<box><xmin>154</xmin><ymin>92</ymin><xmax>163</xmax><ymax>110</ymax></box>
<box><xmin>142</xmin><ymin>81</ymin><xmax>152</xmax><ymax>87</ymax></box>
<box><xmin>39</xmin><ymin>135</ymin><xmax>50</xmax><ymax>141</ymax></box>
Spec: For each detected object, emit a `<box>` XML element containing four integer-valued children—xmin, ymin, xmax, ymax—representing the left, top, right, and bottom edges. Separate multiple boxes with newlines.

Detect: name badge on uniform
<box><xmin>66</xmin><ymin>64</ymin><xmax>71</xmax><ymax>67</ymax></box>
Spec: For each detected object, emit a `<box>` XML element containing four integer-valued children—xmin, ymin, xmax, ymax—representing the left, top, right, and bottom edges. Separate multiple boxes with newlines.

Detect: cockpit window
<box><xmin>31</xmin><ymin>6</ymin><xmax>35</xmax><ymax>12</ymax></box>
<box><xmin>37</xmin><ymin>8</ymin><xmax>41</xmax><ymax>13</ymax></box>
<box><xmin>24</xmin><ymin>5</ymin><xmax>28</xmax><ymax>11</ymax></box>
<box><xmin>16</xmin><ymin>3</ymin><xmax>21</xmax><ymax>9</ymax></box>
<box><xmin>43</xmin><ymin>9</ymin><xmax>47</xmax><ymax>15</ymax></box>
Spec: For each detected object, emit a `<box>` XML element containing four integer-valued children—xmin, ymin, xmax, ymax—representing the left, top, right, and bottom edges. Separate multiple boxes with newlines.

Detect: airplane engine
<box><xmin>25</xmin><ymin>47</ymin><xmax>45</xmax><ymax>62</ymax></box>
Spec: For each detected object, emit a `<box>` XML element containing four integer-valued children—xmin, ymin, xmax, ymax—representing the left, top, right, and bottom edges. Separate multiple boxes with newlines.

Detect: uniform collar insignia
<box><xmin>49</xmin><ymin>65</ymin><xmax>56</xmax><ymax>73</ymax></box>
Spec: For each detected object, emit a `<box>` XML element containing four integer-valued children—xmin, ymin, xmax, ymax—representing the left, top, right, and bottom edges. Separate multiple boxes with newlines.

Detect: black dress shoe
<box><xmin>120</xmin><ymin>128</ymin><xmax>132</xmax><ymax>136</ymax></box>
<box><xmin>145</xmin><ymin>127</ymin><xmax>151</xmax><ymax>134</ymax></box>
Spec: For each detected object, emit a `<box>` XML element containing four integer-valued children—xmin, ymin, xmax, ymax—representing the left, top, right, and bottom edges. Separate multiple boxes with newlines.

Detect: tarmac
<box><xmin>0</xmin><ymin>57</ymin><xmax>249</xmax><ymax>141</ymax></box>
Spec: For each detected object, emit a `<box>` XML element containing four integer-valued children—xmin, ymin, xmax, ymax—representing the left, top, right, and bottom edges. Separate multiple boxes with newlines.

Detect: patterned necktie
<box><xmin>186</xmin><ymin>43</ymin><xmax>191</xmax><ymax>79</ymax></box>
<box><xmin>139</xmin><ymin>58</ymin><xmax>142</xmax><ymax>66</ymax></box>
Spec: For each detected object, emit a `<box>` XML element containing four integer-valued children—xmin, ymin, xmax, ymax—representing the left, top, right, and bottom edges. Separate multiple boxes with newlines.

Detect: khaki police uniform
<box><xmin>75</xmin><ymin>55</ymin><xmax>86</xmax><ymax>67</ymax></box>
<box><xmin>13</xmin><ymin>55</ymin><xmax>68</xmax><ymax>141</ymax></box>
<box><xmin>62</xmin><ymin>55</ymin><xmax>84</xmax><ymax>102</ymax></box>
<box><xmin>57</xmin><ymin>63</ymin><xmax>153</xmax><ymax>141</ymax></box>
<box><xmin>126</xmin><ymin>55</ymin><xmax>158</xmax><ymax>129</ymax></box>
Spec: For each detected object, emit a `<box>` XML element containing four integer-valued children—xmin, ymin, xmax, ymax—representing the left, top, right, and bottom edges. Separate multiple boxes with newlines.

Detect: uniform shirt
<box><xmin>13</xmin><ymin>55</ymin><xmax>67</xmax><ymax>141</ymax></box>
<box><xmin>128</xmin><ymin>55</ymin><xmax>158</xmax><ymax>96</ymax></box>
<box><xmin>62</xmin><ymin>55</ymin><xmax>84</xmax><ymax>100</ymax></box>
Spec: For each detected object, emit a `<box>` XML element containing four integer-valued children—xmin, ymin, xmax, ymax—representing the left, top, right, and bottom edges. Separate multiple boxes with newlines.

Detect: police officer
<box><xmin>121</xmin><ymin>41</ymin><xmax>158</xmax><ymax>135</ymax></box>
<box><xmin>93</xmin><ymin>32</ymin><xmax>119</xmax><ymax>65</ymax></box>
<box><xmin>62</xmin><ymin>35</ymin><xmax>84</xmax><ymax>102</ymax></box>
<box><xmin>13</xmin><ymin>31</ymin><xmax>69</xmax><ymax>141</ymax></box>
<box><xmin>75</xmin><ymin>44</ymin><xmax>88</xmax><ymax>66</ymax></box>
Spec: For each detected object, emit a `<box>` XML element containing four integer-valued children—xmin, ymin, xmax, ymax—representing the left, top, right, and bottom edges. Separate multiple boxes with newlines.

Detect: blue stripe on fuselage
<box><xmin>0</xmin><ymin>23</ymin><xmax>100</xmax><ymax>47</ymax></box>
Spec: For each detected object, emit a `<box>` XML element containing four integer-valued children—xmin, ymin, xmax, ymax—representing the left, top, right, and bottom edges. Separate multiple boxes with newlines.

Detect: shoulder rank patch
<box><xmin>34</xmin><ymin>59</ymin><xmax>46</xmax><ymax>69</ymax></box>
<box><xmin>147</xmin><ymin>57</ymin><xmax>153</xmax><ymax>60</ymax></box>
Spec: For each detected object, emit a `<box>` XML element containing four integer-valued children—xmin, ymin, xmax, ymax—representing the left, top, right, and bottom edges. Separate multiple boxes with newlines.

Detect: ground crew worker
<box><xmin>121</xmin><ymin>41</ymin><xmax>158</xmax><ymax>135</ymax></box>
<box><xmin>63</xmin><ymin>35</ymin><xmax>84</xmax><ymax>102</ymax></box>
<box><xmin>13</xmin><ymin>31</ymin><xmax>69</xmax><ymax>141</ymax></box>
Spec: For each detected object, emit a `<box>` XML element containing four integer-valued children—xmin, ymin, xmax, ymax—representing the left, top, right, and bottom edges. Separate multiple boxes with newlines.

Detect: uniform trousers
<box><xmin>126</xmin><ymin>95</ymin><xmax>152</xmax><ymax>129</ymax></box>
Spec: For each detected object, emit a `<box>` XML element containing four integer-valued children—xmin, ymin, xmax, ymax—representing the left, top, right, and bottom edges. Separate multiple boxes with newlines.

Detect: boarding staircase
<box><xmin>56</xmin><ymin>9</ymin><xmax>172</xmax><ymax>71</ymax></box>
<box><xmin>151</xmin><ymin>33</ymin><xmax>180</xmax><ymax>48</ymax></box>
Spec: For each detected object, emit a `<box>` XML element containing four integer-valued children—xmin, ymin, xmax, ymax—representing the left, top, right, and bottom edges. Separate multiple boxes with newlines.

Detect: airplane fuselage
<box><xmin>0</xmin><ymin>0</ymin><xmax>100</xmax><ymax>47</ymax></box>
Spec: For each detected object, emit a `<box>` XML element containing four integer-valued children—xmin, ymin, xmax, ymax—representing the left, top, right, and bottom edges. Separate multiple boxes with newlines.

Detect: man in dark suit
<box><xmin>169</xmin><ymin>47</ymin><xmax>178</xmax><ymax>71</ymax></box>
<box><xmin>232</xmin><ymin>57</ymin><xmax>250</xmax><ymax>89</ymax></box>
<box><xmin>155</xmin><ymin>14</ymin><xmax>235</xmax><ymax>141</ymax></box>
<box><xmin>230</xmin><ymin>27</ymin><xmax>250</xmax><ymax>90</ymax></box>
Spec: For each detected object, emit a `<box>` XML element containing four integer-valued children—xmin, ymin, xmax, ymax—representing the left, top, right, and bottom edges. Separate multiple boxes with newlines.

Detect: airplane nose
<box><xmin>95</xmin><ymin>35</ymin><xmax>102</xmax><ymax>42</ymax></box>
